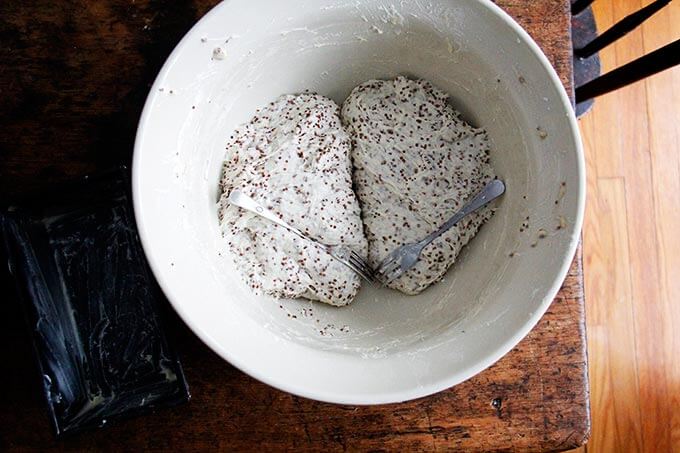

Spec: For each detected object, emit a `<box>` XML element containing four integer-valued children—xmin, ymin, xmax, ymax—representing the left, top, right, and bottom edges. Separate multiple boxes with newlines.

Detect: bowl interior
<box><xmin>133</xmin><ymin>0</ymin><xmax>583</xmax><ymax>403</ymax></box>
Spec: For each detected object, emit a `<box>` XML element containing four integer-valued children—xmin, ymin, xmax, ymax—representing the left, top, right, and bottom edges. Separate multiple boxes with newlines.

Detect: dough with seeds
<box><xmin>342</xmin><ymin>76</ymin><xmax>496</xmax><ymax>294</ymax></box>
<box><xmin>218</xmin><ymin>94</ymin><xmax>368</xmax><ymax>306</ymax></box>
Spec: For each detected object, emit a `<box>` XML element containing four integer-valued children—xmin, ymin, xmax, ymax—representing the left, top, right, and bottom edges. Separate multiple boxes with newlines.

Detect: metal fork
<box><xmin>375</xmin><ymin>179</ymin><xmax>506</xmax><ymax>285</ymax></box>
<box><xmin>227</xmin><ymin>190</ymin><xmax>375</xmax><ymax>282</ymax></box>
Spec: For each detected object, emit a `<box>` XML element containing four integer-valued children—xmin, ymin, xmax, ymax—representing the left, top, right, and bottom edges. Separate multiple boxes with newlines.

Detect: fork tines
<box><xmin>375</xmin><ymin>259</ymin><xmax>402</xmax><ymax>284</ymax></box>
<box><xmin>344</xmin><ymin>250</ymin><xmax>375</xmax><ymax>283</ymax></box>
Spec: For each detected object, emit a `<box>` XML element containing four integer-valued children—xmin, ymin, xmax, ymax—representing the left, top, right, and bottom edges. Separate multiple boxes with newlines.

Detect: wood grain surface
<box><xmin>569</xmin><ymin>1</ymin><xmax>680</xmax><ymax>452</ymax></box>
<box><xmin>0</xmin><ymin>1</ymin><xmax>589</xmax><ymax>451</ymax></box>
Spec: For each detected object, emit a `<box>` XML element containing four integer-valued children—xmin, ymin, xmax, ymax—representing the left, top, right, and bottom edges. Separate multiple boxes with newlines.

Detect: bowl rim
<box><xmin>132</xmin><ymin>0</ymin><xmax>586</xmax><ymax>404</ymax></box>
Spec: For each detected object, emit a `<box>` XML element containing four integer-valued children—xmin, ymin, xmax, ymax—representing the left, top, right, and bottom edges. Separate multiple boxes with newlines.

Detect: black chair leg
<box><xmin>572</xmin><ymin>0</ymin><xmax>678</xmax><ymax>117</ymax></box>
<box><xmin>575</xmin><ymin>0</ymin><xmax>671</xmax><ymax>59</ymax></box>
<box><xmin>576</xmin><ymin>39</ymin><xmax>680</xmax><ymax>105</ymax></box>
<box><xmin>572</xmin><ymin>4</ymin><xmax>601</xmax><ymax>116</ymax></box>
<box><xmin>572</xmin><ymin>0</ymin><xmax>596</xmax><ymax>16</ymax></box>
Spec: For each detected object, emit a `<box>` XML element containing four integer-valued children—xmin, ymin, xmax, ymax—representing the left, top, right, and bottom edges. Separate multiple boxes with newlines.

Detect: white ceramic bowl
<box><xmin>133</xmin><ymin>0</ymin><xmax>585</xmax><ymax>404</ymax></box>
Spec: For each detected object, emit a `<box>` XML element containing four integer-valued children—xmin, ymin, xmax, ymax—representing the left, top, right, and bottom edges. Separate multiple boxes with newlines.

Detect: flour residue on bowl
<box><xmin>144</xmin><ymin>0</ymin><xmax>580</xmax><ymax>369</ymax></box>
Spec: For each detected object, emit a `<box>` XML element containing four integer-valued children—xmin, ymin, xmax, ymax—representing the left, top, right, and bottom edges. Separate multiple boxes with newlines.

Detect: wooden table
<box><xmin>0</xmin><ymin>1</ymin><xmax>590</xmax><ymax>451</ymax></box>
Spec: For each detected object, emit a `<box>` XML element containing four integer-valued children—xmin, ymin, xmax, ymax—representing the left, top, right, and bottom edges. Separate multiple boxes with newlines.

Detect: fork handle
<box><xmin>420</xmin><ymin>180</ymin><xmax>506</xmax><ymax>246</ymax></box>
<box><xmin>228</xmin><ymin>190</ymin><xmax>308</xmax><ymax>241</ymax></box>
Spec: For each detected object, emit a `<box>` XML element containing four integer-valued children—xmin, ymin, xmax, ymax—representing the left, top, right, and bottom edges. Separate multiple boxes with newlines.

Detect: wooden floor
<box><xmin>570</xmin><ymin>0</ymin><xmax>680</xmax><ymax>452</ymax></box>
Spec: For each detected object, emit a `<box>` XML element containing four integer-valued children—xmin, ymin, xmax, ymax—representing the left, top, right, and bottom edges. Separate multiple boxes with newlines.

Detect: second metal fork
<box><xmin>375</xmin><ymin>179</ymin><xmax>506</xmax><ymax>285</ymax></box>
